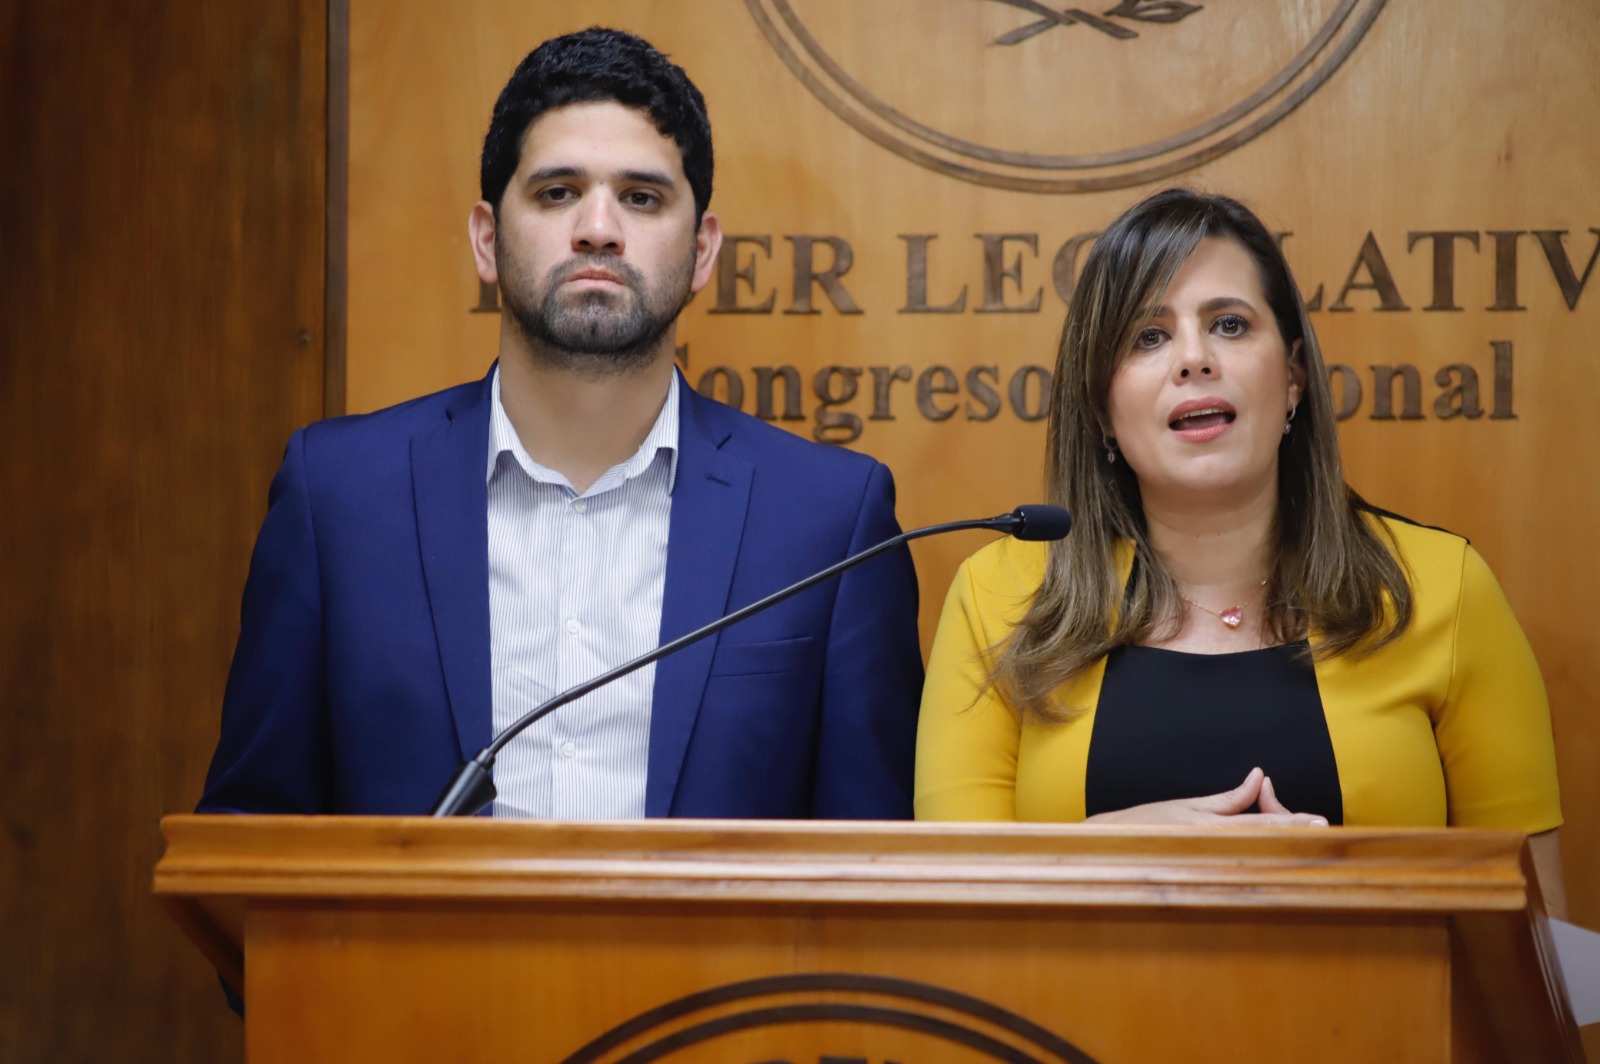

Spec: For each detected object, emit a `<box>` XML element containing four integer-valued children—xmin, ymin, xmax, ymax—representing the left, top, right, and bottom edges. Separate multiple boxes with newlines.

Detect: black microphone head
<box><xmin>1009</xmin><ymin>505</ymin><xmax>1073</xmax><ymax>541</ymax></box>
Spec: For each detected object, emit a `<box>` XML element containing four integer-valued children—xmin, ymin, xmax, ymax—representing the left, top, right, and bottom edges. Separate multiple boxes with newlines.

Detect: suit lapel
<box><xmin>646</xmin><ymin>380</ymin><xmax>752</xmax><ymax>815</ymax></box>
<box><xmin>412</xmin><ymin>371</ymin><xmax>495</xmax><ymax>761</ymax></box>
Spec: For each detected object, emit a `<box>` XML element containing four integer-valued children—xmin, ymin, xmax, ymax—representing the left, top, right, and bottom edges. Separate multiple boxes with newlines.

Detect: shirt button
<box><xmin>573</xmin><ymin>498</ymin><xmax>587</xmax><ymax>514</ymax></box>
<box><xmin>565</xmin><ymin>618</ymin><xmax>580</xmax><ymax>635</ymax></box>
<box><xmin>560</xmin><ymin>741</ymin><xmax>576</xmax><ymax>758</ymax></box>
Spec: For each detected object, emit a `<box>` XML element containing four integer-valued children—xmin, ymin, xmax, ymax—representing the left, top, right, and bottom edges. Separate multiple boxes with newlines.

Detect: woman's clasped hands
<box><xmin>1082</xmin><ymin>767</ymin><xmax>1329</xmax><ymax>827</ymax></box>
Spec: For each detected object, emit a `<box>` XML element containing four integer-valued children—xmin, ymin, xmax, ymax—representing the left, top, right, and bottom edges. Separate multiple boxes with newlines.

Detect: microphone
<box><xmin>430</xmin><ymin>504</ymin><xmax>1072</xmax><ymax>817</ymax></box>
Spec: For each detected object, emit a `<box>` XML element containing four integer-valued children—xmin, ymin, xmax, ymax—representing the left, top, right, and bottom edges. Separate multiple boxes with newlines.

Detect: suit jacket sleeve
<box><xmin>809</xmin><ymin>460</ymin><xmax>923</xmax><ymax>819</ymax></box>
<box><xmin>1434</xmin><ymin>544</ymin><xmax>1563</xmax><ymax>830</ymax></box>
<box><xmin>198</xmin><ymin>428</ymin><xmax>331</xmax><ymax>814</ymax></box>
<box><xmin>914</xmin><ymin>552</ymin><xmax>1025</xmax><ymax>820</ymax></box>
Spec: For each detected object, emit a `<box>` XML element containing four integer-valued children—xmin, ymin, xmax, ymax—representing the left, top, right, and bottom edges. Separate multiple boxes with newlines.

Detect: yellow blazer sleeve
<box><xmin>914</xmin><ymin>548</ymin><xmax>1026</xmax><ymax>821</ymax></box>
<box><xmin>1435</xmin><ymin>544</ymin><xmax>1563</xmax><ymax>830</ymax></box>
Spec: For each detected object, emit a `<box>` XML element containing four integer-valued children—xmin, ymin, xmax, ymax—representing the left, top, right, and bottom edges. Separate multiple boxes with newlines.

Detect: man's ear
<box><xmin>689</xmin><ymin>210</ymin><xmax>723</xmax><ymax>294</ymax></box>
<box><xmin>468</xmin><ymin>201</ymin><xmax>499</xmax><ymax>286</ymax></box>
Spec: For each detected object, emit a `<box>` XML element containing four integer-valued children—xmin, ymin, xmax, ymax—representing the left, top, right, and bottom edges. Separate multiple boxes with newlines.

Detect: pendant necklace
<box><xmin>1181</xmin><ymin>580</ymin><xmax>1268</xmax><ymax>630</ymax></box>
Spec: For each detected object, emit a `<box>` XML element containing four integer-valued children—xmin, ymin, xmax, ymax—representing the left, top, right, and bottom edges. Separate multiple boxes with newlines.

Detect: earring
<box><xmin>1102</xmin><ymin>434</ymin><xmax>1118</xmax><ymax>464</ymax></box>
<box><xmin>1283</xmin><ymin>405</ymin><xmax>1297</xmax><ymax>436</ymax></box>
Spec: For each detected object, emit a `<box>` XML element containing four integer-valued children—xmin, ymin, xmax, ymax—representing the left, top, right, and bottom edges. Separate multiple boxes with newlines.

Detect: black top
<box><xmin>1084</xmin><ymin>642</ymin><xmax>1344</xmax><ymax>823</ymax></box>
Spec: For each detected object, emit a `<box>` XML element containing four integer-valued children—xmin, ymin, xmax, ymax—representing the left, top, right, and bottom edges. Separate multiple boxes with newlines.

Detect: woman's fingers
<box><xmin>1189</xmin><ymin>767</ymin><xmax>1265</xmax><ymax>815</ymax></box>
<box><xmin>1258</xmin><ymin>774</ymin><xmax>1290</xmax><ymax>814</ymax></box>
<box><xmin>1250</xmin><ymin>775</ymin><xmax>1327</xmax><ymax>823</ymax></box>
<box><xmin>1231</xmin><ymin>812</ymin><xmax>1330</xmax><ymax>827</ymax></box>
<box><xmin>1081</xmin><ymin>768</ymin><xmax>1331</xmax><ymax>826</ymax></box>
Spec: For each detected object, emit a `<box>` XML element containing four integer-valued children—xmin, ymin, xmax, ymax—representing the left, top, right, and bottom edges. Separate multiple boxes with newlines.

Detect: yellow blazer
<box><xmin>914</xmin><ymin>514</ymin><xmax>1562</xmax><ymax>829</ymax></box>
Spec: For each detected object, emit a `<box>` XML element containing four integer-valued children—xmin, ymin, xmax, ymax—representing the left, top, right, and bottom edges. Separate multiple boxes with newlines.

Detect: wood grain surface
<box><xmin>153</xmin><ymin>816</ymin><xmax>1582</xmax><ymax>1062</ymax></box>
<box><xmin>0</xmin><ymin>2</ymin><xmax>327</xmax><ymax>1060</ymax></box>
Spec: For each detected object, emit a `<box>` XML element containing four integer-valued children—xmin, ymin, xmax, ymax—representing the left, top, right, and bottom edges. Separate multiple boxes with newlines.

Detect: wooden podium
<box><xmin>153</xmin><ymin>817</ymin><xmax>1583</xmax><ymax>1062</ymax></box>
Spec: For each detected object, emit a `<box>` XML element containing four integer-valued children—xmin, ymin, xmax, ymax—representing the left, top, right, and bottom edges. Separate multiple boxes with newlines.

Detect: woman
<box><xmin>914</xmin><ymin>189</ymin><xmax>1565</xmax><ymax>913</ymax></box>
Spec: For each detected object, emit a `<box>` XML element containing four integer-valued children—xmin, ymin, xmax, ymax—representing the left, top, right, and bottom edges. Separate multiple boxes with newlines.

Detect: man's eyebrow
<box><xmin>618</xmin><ymin>168</ymin><xmax>676</xmax><ymax>189</ymax></box>
<box><xmin>525</xmin><ymin>166</ymin><xmax>677</xmax><ymax>189</ymax></box>
<box><xmin>527</xmin><ymin>165</ymin><xmax>584</xmax><ymax>184</ymax></box>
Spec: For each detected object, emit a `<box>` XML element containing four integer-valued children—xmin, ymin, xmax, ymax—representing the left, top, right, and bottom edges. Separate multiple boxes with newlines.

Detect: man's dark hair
<box><xmin>480</xmin><ymin>28</ymin><xmax>714</xmax><ymax>224</ymax></box>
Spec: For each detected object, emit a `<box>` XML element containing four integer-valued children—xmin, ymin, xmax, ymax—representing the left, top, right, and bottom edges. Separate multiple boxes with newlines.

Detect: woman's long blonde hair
<box><xmin>994</xmin><ymin>189</ymin><xmax>1413</xmax><ymax>719</ymax></box>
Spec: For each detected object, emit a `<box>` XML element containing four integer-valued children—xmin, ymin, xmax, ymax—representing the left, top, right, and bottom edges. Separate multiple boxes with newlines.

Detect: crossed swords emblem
<box><xmin>987</xmin><ymin>0</ymin><xmax>1203</xmax><ymax>44</ymax></box>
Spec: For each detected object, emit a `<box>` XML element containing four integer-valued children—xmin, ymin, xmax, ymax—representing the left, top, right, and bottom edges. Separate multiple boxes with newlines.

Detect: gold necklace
<box><xmin>1181</xmin><ymin>580</ymin><xmax>1267</xmax><ymax>630</ymax></box>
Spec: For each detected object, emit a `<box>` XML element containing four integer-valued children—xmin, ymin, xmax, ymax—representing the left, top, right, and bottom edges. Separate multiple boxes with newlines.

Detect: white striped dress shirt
<box><xmin>485</xmin><ymin>367</ymin><xmax>677</xmax><ymax>819</ymax></box>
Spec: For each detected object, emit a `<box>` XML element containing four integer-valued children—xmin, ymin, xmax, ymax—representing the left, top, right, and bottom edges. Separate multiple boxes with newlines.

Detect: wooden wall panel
<box><xmin>0</xmin><ymin>1</ymin><xmax>327</xmax><ymax>1060</ymax></box>
<box><xmin>343</xmin><ymin>0</ymin><xmax>1600</xmax><ymax>960</ymax></box>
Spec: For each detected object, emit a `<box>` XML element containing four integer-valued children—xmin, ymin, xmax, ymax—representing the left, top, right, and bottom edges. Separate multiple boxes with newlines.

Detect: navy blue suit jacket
<box><xmin>199</xmin><ymin>368</ymin><xmax>923</xmax><ymax>819</ymax></box>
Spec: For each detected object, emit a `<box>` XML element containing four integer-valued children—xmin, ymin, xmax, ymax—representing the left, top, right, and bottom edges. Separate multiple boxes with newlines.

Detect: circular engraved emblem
<box><xmin>746</xmin><ymin>0</ymin><xmax>1387</xmax><ymax>193</ymax></box>
<box><xmin>561</xmin><ymin>973</ymin><xmax>1102</xmax><ymax>1063</ymax></box>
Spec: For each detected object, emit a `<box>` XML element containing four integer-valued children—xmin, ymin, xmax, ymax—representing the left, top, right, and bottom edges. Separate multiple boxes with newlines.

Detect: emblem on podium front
<box><xmin>561</xmin><ymin>973</ymin><xmax>1101</xmax><ymax>1062</ymax></box>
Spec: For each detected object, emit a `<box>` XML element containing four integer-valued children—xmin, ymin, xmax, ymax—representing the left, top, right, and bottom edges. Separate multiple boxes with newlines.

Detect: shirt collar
<box><xmin>487</xmin><ymin>364</ymin><xmax>680</xmax><ymax>494</ymax></box>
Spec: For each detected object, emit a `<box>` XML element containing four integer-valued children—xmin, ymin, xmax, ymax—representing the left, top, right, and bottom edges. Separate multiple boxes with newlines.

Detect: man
<box><xmin>199</xmin><ymin>29</ymin><xmax>923</xmax><ymax>820</ymax></box>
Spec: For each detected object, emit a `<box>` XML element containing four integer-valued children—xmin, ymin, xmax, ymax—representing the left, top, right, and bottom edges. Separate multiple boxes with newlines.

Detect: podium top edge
<box><xmin>152</xmin><ymin>815</ymin><xmax>1534</xmax><ymax>915</ymax></box>
<box><xmin>155</xmin><ymin>812</ymin><xmax>1526</xmax><ymax>841</ymax></box>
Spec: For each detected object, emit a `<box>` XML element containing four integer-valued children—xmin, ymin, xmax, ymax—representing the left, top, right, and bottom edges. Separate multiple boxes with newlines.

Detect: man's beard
<box><xmin>500</xmin><ymin>244</ymin><xmax>696</xmax><ymax>376</ymax></box>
